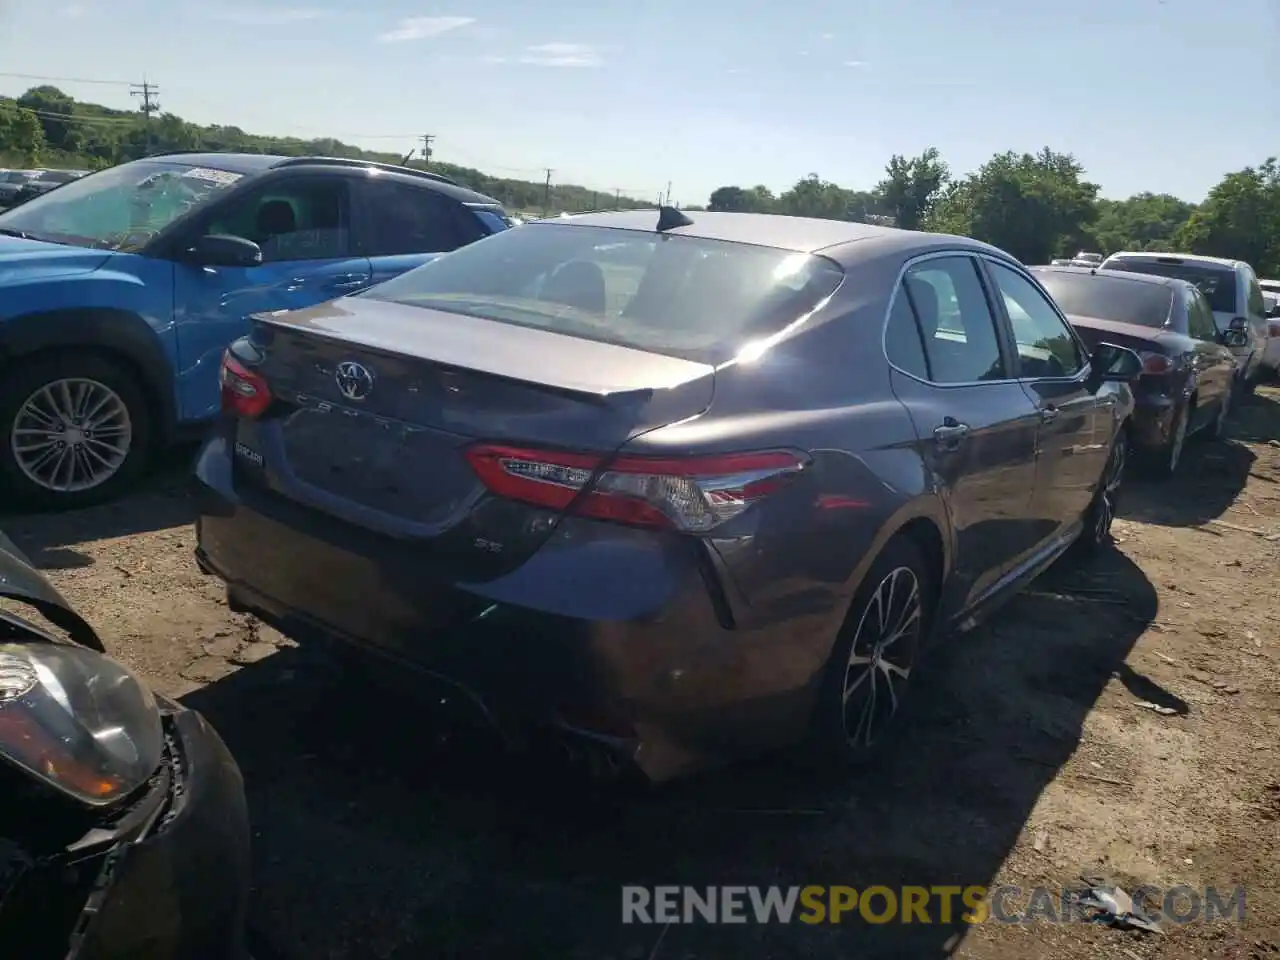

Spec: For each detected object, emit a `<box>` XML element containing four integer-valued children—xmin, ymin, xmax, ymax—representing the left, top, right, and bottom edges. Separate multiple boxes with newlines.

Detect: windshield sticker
<box><xmin>181</xmin><ymin>167</ymin><xmax>243</xmax><ymax>187</ymax></box>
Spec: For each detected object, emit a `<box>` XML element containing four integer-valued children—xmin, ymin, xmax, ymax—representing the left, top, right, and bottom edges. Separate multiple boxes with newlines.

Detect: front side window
<box><xmin>0</xmin><ymin>159</ymin><xmax>246</xmax><ymax>251</ymax></box>
<box><xmin>988</xmin><ymin>262</ymin><xmax>1083</xmax><ymax>378</ymax></box>
<box><xmin>362</xmin><ymin>223</ymin><xmax>845</xmax><ymax>364</ymax></box>
<box><xmin>204</xmin><ymin>177</ymin><xmax>351</xmax><ymax>263</ymax></box>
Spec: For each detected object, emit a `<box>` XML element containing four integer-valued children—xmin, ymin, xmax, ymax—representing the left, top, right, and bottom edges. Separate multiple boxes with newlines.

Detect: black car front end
<box><xmin>0</xmin><ymin>533</ymin><xmax>251</xmax><ymax>960</ymax></box>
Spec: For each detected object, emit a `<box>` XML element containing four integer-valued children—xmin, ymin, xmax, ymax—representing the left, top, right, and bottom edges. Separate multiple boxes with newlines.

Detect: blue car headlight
<box><xmin>0</xmin><ymin>642</ymin><xmax>164</xmax><ymax>808</ymax></box>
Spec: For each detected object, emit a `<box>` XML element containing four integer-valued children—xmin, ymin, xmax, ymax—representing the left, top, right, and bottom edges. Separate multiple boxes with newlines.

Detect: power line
<box><xmin>0</xmin><ymin>70</ymin><xmax>132</xmax><ymax>87</ymax></box>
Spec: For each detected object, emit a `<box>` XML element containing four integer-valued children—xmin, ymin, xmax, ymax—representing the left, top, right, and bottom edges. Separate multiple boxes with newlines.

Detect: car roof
<box><xmin>1104</xmin><ymin>250</ymin><xmax>1244</xmax><ymax>270</ymax></box>
<box><xmin>140</xmin><ymin>152</ymin><xmax>501</xmax><ymax>205</ymax></box>
<box><xmin>532</xmin><ymin>210</ymin><xmax>1010</xmax><ymax>262</ymax></box>
<box><xmin>1032</xmin><ymin>264</ymin><xmax>1189</xmax><ymax>290</ymax></box>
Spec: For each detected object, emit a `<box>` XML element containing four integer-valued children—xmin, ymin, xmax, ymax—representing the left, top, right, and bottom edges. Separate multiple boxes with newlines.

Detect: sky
<box><xmin>0</xmin><ymin>0</ymin><xmax>1276</xmax><ymax>206</ymax></box>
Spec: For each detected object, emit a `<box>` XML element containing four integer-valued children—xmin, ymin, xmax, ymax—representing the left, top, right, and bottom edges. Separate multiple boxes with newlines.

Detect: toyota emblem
<box><xmin>335</xmin><ymin>360</ymin><xmax>375</xmax><ymax>401</ymax></box>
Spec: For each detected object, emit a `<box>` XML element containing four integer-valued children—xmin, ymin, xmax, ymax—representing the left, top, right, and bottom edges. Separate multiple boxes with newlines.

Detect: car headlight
<box><xmin>0</xmin><ymin>642</ymin><xmax>164</xmax><ymax>808</ymax></box>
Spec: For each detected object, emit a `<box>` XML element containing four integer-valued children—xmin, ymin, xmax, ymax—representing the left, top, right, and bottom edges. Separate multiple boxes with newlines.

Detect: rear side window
<box><xmin>885</xmin><ymin>287</ymin><xmax>929</xmax><ymax>379</ymax></box>
<box><xmin>1103</xmin><ymin>259</ymin><xmax>1238</xmax><ymax>314</ymax></box>
<box><xmin>362</xmin><ymin>223</ymin><xmax>845</xmax><ymax>364</ymax></box>
<box><xmin>359</xmin><ymin>181</ymin><xmax>481</xmax><ymax>256</ymax></box>
<box><xmin>898</xmin><ymin>256</ymin><xmax>1007</xmax><ymax>384</ymax></box>
<box><xmin>1035</xmin><ymin>271</ymin><xmax>1173</xmax><ymax>329</ymax></box>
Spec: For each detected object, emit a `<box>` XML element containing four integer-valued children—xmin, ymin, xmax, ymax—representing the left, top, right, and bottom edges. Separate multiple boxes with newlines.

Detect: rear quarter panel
<box><xmin>619</xmin><ymin>278</ymin><xmax>946</xmax><ymax>668</ymax></box>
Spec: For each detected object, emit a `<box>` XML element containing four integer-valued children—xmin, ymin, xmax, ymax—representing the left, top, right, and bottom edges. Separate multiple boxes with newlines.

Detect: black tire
<box><xmin>1140</xmin><ymin>403</ymin><xmax>1188</xmax><ymax>479</ymax></box>
<box><xmin>1075</xmin><ymin>424</ymin><xmax>1127</xmax><ymax>556</ymax></box>
<box><xmin>0</xmin><ymin>351</ymin><xmax>154</xmax><ymax>510</ymax></box>
<box><xmin>805</xmin><ymin>535</ymin><xmax>936</xmax><ymax>768</ymax></box>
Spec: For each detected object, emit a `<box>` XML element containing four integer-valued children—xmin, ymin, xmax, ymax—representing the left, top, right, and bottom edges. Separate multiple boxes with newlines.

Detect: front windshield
<box><xmin>0</xmin><ymin>159</ymin><xmax>246</xmax><ymax>252</ymax></box>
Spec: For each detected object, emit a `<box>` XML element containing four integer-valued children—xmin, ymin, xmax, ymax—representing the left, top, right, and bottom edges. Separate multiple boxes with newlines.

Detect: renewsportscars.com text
<box><xmin>621</xmin><ymin>885</ymin><xmax>1246</xmax><ymax>925</ymax></box>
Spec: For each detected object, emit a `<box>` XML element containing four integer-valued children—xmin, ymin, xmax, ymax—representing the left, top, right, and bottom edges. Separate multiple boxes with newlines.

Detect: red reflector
<box><xmin>219</xmin><ymin>350</ymin><xmax>272</xmax><ymax>419</ymax></box>
<box><xmin>464</xmin><ymin>444</ymin><xmax>808</xmax><ymax>532</ymax></box>
<box><xmin>1269</xmin><ymin>320</ymin><xmax>1280</xmax><ymax>338</ymax></box>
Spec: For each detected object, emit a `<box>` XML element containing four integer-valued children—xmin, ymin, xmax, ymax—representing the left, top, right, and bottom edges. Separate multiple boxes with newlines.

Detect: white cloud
<box><xmin>820</xmin><ymin>32</ymin><xmax>835</xmax><ymax>40</ymax></box>
<box><xmin>843</xmin><ymin>60</ymin><xmax>869</xmax><ymax>68</ymax></box>
<box><xmin>63</xmin><ymin>2</ymin><xmax>86</xmax><ymax>16</ymax></box>
<box><xmin>519</xmin><ymin>42</ymin><xmax>602</xmax><ymax>67</ymax></box>
<box><xmin>379</xmin><ymin>15</ymin><xmax>474</xmax><ymax>42</ymax></box>
<box><xmin>209</xmin><ymin>6</ymin><xmax>331</xmax><ymax>25</ymax></box>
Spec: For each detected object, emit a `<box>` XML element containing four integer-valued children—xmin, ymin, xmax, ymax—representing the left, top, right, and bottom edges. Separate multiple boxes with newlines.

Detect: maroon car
<box><xmin>1031</xmin><ymin>266</ymin><xmax>1240</xmax><ymax>477</ymax></box>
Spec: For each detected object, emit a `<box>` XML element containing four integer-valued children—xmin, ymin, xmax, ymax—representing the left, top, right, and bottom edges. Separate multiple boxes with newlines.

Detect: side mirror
<box><xmin>1266</xmin><ymin>304</ymin><xmax>1280</xmax><ymax>319</ymax></box>
<box><xmin>1220</xmin><ymin>328</ymin><xmax>1249</xmax><ymax>347</ymax></box>
<box><xmin>187</xmin><ymin>233</ymin><xmax>262</xmax><ymax>268</ymax></box>
<box><xmin>1090</xmin><ymin>342</ymin><xmax>1143</xmax><ymax>382</ymax></box>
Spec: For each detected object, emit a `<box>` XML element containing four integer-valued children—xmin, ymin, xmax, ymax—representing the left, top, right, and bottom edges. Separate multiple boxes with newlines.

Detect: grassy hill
<box><xmin>0</xmin><ymin>85</ymin><xmax>653</xmax><ymax>214</ymax></box>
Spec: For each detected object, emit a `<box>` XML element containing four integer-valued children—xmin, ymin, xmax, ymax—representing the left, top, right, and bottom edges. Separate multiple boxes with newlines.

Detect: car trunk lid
<box><xmin>234</xmin><ymin>296</ymin><xmax>715</xmax><ymax>579</ymax></box>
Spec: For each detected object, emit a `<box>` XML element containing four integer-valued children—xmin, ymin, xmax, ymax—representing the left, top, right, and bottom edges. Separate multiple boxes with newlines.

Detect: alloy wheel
<box><xmin>841</xmin><ymin>566</ymin><xmax>921</xmax><ymax>749</ymax></box>
<box><xmin>10</xmin><ymin>378</ymin><xmax>133</xmax><ymax>493</ymax></box>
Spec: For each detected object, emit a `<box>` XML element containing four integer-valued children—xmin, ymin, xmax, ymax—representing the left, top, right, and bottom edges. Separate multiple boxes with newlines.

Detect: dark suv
<box><xmin>0</xmin><ymin>153</ymin><xmax>510</xmax><ymax>507</ymax></box>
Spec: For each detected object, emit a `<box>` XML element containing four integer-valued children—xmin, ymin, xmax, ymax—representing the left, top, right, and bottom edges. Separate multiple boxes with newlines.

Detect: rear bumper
<box><xmin>1127</xmin><ymin>390</ymin><xmax>1179</xmax><ymax>451</ymax></box>
<box><xmin>192</xmin><ymin>436</ymin><xmax>833</xmax><ymax>782</ymax></box>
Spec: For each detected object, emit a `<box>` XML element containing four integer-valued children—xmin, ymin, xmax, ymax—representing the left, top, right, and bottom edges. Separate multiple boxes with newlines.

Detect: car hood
<box><xmin>0</xmin><ymin>529</ymin><xmax>104</xmax><ymax>651</ymax></box>
<box><xmin>0</xmin><ymin>235</ymin><xmax>113</xmax><ymax>285</ymax></box>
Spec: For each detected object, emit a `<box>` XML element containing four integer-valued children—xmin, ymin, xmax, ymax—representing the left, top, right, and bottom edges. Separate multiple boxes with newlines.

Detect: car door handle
<box><xmin>933</xmin><ymin>421</ymin><xmax>971</xmax><ymax>450</ymax></box>
<box><xmin>1040</xmin><ymin>406</ymin><xmax>1059</xmax><ymax>422</ymax></box>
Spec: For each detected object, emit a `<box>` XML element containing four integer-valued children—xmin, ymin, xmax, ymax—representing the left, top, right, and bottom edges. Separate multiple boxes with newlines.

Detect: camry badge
<box><xmin>335</xmin><ymin>360</ymin><xmax>374</xmax><ymax>401</ymax></box>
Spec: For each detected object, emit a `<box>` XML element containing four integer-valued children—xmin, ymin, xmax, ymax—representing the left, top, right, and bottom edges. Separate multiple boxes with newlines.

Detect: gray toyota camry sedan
<box><xmin>193</xmin><ymin>208</ymin><xmax>1142</xmax><ymax>782</ymax></box>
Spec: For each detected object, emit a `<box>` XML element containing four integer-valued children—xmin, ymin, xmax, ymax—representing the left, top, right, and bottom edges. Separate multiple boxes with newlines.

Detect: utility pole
<box><xmin>665</xmin><ymin>181</ymin><xmax>672</xmax><ymax>206</ymax></box>
<box><xmin>542</xmin><ymin>168</ymin><xmax>553</xmax><ymax>216</ymax></box>
<box><xmin>419</xmin><ymin>134</ymin><xmax>435</xmax><ymax>168</ymax></box>
<box><xmin>130</xmin><ymin>77</ymin><xmax>160</xmax><ymax>154</ymax></box>
<box><xmin>592</xmin><ymin>190</ymin><xmax>599</xmax><ymax>210</ymax></box>
<box><xmin>614</xmin><ymin>188</ymin><xmax>621</xmax><ymax>208</ymax></box>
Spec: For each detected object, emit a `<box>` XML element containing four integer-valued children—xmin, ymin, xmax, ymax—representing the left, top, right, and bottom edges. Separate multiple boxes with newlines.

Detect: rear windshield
<box><xmin>1102</xmin><ymin>258</ymin><xmax>1237</xmax><ymax>313</ymax></box>
<box><xmin>362</xmin><ymin>222</ymin><xmax>845</xmax><ymax>363</ymax></box>
<box><xmin>1035</xmin><ymin>271</ymin><xmax>1174</xmax><ymax>329</ymax></box>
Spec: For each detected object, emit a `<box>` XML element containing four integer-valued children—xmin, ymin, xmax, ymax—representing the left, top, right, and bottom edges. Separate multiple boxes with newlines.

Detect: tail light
<box><xmin>1268</xmin><ymin>320</ymin><xmax>1280</xmax><ymax>338</ymax></box>
<box><xmin>464</xmin><ymin>444</ymin><xmax>809</xmax><ymax>532</ymax></box>
<box><xmin>1138</xmin><ymin>351</ymin><xmax>1174</xmax><ymax>375</ymax></box>
<box><xmin>219</xmin><ymin>349</ymin><xmax>272</xmax><ymax>419</ymax></box>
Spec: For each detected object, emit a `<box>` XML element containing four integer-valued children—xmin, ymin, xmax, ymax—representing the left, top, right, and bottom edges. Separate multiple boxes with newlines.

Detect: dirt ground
<box><xmin>4</xmin><ymin>390</ymin><xmax>1280</xmax><ymax>959</ymax></box>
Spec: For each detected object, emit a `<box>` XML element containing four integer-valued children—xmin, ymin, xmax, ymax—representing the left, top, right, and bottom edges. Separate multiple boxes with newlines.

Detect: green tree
<box><xmin>16</xmin><ymin>85</ymin><xmax>78</xmax><ymax>152</ymax></box>
<box><xmin>777</xmin><ymin>174</ymin><xmax>855</xmax><ymax>219</ymax></box>
<box><xmin>0</xmin><ymin>106</ymin><xmax>45</xmax><ymax>164</ymax></box>
<box><xmin>1091</xmin><ymin>193</ymin><xmax>1195</xmax><ymax>254</ymax></box>
<box><xmin>928</xmin><ymin>148</ymin><xmax>1100</xmax><ymax>264</ymax></box>
<box><xmin>1173</xmin><ymin>159</ymin><xmax>1280</xmax><ymax>276</ymax></box>
<box><xmin>876</xmin><ymin>147</ymin><xmax>949</xmax><ymax>231</ymax></box>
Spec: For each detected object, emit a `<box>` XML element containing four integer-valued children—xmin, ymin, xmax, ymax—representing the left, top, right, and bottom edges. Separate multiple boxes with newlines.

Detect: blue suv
<box><xmin>0</xmin><ymin>152</ymin><xmax>510</xmax><ymax>508</ymax></box>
